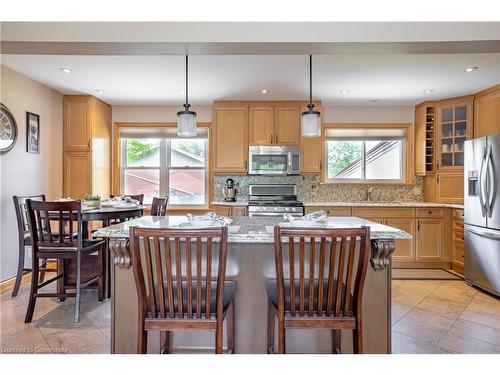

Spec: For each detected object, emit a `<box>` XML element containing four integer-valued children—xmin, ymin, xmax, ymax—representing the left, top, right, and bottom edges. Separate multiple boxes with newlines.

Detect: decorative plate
<box><xmin>0</xmin><ymin>103</ymin><xmax>18</xmax><ymax>154</ymax></box>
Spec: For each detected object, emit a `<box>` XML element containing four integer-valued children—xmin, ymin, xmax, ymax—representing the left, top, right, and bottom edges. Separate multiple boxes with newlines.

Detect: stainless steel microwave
<box><xmin>248</xmin><ymin>146</ymin><xmax>300</xmax><ymax>175</ymax></box>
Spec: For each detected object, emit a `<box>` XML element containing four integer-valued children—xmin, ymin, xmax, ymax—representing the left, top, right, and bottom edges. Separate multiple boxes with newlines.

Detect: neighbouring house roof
<box><xmin>334</xmin><ymin>141</ymin><xmax>399</xmax><ymax>178</ymax></box>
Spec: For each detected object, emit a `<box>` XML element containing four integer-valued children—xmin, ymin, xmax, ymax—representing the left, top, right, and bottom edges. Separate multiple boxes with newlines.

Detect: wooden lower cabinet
<box><xmin>304</xmin><ymin>206</ymin><xmax>351</xmax><ymax>216</ymax></box>
<box><xmin>385</xmin><ymin>218</ymin><xmax>416</xmax><ymax>262</ymax></box>
<box><xmin>416</xmin><ymin>218</ymin><xmax>444</xmax><ymax>261</ymax></box>
<box><xmin>211</xmin><ymin>205</ymin><xmax>247</xmax><ymax>217</ymax></box>
<box><xmin>452</xmin><ymin>209</ymin><xmax>465</xmax><ymax>274</ymax></box>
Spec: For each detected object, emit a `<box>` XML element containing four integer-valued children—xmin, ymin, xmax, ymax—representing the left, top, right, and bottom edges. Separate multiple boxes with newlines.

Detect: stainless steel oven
<box><xmin>248</xmin><ymin>146</ymin><xmax>300</xmax><ymax>175</ymax></box>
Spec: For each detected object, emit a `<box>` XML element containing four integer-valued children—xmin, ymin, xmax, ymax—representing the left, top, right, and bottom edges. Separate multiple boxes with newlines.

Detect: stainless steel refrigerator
<box><xmin>464</xmin><ymin>133</ymin><xmax>500</xmax><ymax>297</ymax></box>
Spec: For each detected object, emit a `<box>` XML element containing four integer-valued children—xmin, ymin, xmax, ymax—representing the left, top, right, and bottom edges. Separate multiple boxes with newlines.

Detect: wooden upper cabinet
<box><xmin>474</xmin><ymin>85</ymin><xmax>500</xmax><ymax>138</ymax></box>
<box><xmin>436</xmin><ymin>172</ymin><xmax>464</xmax><ymax>204</ymax></box>
<box><xmin>212</xmin><ymin>106</ymin><xmax>249</xmax><ymax>173</ymax></box>
<box><xmin>299</xmin><ymin>103</ymin><xmax>323</xmax><ymax>174</ymax></box>
<box><xmin>64</xmin><ymin>96</ymin><xmax>92</xmax><ymax>151</ymax></box>
<box><xmin>249</xmin><ymin>107</ymin><xmax>274</xmax><ymax>145</ymax></box>
<box><xmin>414</xmin><ymin>102</ymin><xmax>435</xmax><ymax>176</ymax></box>
<box><xmin>435</xmin><ymin>97</ymin><xmax>473</xmax><ymax>172</ymax></box>
<box><xmin>274</xmin><ymin>106</ymin><xmax>300</xmax><ymax>145</ymax></box>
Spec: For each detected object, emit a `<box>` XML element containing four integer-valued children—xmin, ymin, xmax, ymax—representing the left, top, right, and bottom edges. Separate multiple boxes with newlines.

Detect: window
<box><xmin>120</xmin><ymin>131</ymin><xmax>208</xmax><ymax>206</ymax></box>
<box><xmin>324</xmin><ymin>127</ymin><xmax>406</xmax><ymax>182</ymax></box>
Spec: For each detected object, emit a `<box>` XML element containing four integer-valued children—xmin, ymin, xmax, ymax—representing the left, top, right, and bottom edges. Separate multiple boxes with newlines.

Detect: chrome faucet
<box><xmin>366</xmin><ymin>187</ymin><xmax>373</xmax><ymax>202</ymax></box>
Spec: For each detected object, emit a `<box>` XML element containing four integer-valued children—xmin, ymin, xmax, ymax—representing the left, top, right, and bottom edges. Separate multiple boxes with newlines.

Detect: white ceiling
<box><xmin>1</xmin><ymin>53</ymin><xmax>499</xmax><ymax>105</ymax></box>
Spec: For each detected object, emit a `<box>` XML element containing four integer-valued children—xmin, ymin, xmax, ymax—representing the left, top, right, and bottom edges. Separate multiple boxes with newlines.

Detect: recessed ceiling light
<box><xmin>178</xmin><ymin>90</ymin><xmax>186</xmax><ymax>95</ymax></box>
<box><xmin>423</xmin><ymin>89</ymin><xmax>434</xmax><ymax>94</ymax></box>
<box><xmin>95</xmin><ymin>89</ymin><xmax>105</xmax><ymax>94</ymax></box>
<box><xmin>59</xmin><ymin>67</ymin><xmax>72</xmax><ymax>74</ymax></box>
<box><xmin>261</xmin><ymin>89</ymin><xmax>269</xmax><ymax>94</ymax></box>
<box><xmin>463</xmin><ymin>66</ymin><xmax>479</xmax><ymax>73</ymax></box>
<box><xmin>339</xmin><ymin>90</ymin><xmax>350</xmax><ymax>94</ymax></box>
<box><xmin>370</xmin><ymin>99</ymin><xmax>379</xmax><ymax>103</ymax></box>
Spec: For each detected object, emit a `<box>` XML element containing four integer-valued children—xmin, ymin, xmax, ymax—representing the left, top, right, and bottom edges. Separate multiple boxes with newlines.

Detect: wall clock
<box><xmin>0</xmin><ymin>103</ymin><xmax>18</xmax><ymax>154</ymax></box>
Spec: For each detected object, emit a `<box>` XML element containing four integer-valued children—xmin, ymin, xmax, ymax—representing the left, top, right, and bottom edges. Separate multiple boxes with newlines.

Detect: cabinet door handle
<box><xmin>319</xmin><ymin>160</ymin><xmax>322</xmax><ymax>170</ymax></box>
<box><xmin>417</xmin><ymin>220</ymin><xmax>420</xmax><ymax>231</ymax></box>
<box><xmin>275</xmin><ymin>134</ymin><xmax>278</xmax><ymax>144</ymax></box>
<box><xmin>270</xmin><ymin>134</ymin><xmax>272</xmax><ymax>144</ymax></box>
<box><xmin>88</xmin><ymin>139</ymin><xmax>91</xmax><ymax>149</ymax></box>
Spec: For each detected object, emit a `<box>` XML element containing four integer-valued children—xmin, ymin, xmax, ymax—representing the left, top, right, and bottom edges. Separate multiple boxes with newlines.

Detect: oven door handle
<box><xmin>248</xmin><ymin>212</ymin><xmax>303</xmax><ymax>217</ymax></box>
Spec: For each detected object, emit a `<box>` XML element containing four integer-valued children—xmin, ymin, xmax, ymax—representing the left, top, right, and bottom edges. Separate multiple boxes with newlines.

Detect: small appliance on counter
<box><xmin>223</xmin><ymin>178</ymin><xmax>239</xmax><ymax>202</ymax></box>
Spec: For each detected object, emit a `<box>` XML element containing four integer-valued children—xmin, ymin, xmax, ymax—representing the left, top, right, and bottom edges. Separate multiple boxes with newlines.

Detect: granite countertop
<box><xmin>212</xmin><ymin>200</ymin><xmax>464</xmax><ymax>209</ymax></box>
<box><xmin>93</xmin><ymin>215</ymin><xmax>411</xmax><ymax>242</ymax></box>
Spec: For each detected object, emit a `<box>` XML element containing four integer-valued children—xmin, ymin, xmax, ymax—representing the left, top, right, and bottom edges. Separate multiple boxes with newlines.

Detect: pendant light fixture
<box><xmin>177</xmin><ymin>55</ymin><xmax>197</xmax><ymax>137</ymax></box>
<box><xmin>301</xmin><ymin>55</ymin><xmax>321</xmax><ymax>137</ymax></box>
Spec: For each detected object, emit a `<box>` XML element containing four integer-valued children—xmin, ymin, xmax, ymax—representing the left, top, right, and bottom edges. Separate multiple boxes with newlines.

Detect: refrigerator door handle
<box><xmin>479</xmin><ymin>147</ymin><xmax>487</xmax><ymax>217</ymax></box>
<box><xmin>467</xmin><ymin>226</ymin><xmax>500</xmax><ymax>240</ymax></box>
<box><xmin>486</xmin><ymin>145</ymin><xmax>495</xmax><ymax>217</ymax></box>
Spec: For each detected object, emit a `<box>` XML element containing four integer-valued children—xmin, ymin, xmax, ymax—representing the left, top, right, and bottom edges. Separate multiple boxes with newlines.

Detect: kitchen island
<box><xmin>95</xmin><ymin>215</ymin><xmax>410</xmax><ymax>354</ymax></box>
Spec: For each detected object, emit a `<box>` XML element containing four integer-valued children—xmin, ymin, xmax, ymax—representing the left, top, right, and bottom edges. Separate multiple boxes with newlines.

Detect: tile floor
<box><xmin>1</xmin><ymin>275</ymin><xmax>499</xmax><ymax>354</ymax></box>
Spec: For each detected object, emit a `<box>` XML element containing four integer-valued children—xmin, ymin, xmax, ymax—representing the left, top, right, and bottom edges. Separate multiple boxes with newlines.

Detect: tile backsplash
<box><xmin>214</xmin><ymin>175</ymin><xmax>424</xmax><ymax>203</ymax></box>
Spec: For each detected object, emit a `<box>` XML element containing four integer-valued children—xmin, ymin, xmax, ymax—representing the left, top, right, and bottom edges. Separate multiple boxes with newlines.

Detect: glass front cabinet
<box><xmin>436</xmin><ymin>98</ymin><xmax>473</xmax><ymax>171</ymax></box>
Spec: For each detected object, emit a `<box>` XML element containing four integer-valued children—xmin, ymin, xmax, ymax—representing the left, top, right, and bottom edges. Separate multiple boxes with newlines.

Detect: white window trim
<box><xmin>323</xmin><ymin>139</ymin><xmax>406</xmax><ymax>184</ymax></box>
<box><xmin>120</xmin><ymin>138</ymin><xmax>209</xmax><ymax>207</ymax></box>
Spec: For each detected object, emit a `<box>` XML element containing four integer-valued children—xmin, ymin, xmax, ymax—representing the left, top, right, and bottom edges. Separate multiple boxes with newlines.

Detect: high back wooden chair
<box><xmin>130</xmin><ymin>226</ymin><xmax>235</xmax><ymax>354</ymax></box>
<box><xmin>12</xmin><ymin>194</ymin><xmax>52</xmax><ymax>297</ymax></box>
<box><xmin>267</xmin><ymin>226</ymin><xmax>370</xmax><ymax>354</ymax></box>
<box><xmin>151</xmin><ymin>196</ymin><xmax>168</xmax><ymax>216</ymax></box>
<box><xmin>25</xmin><ymin>200</ymin><xmax>105</xmax><ymax>323</ymax></box>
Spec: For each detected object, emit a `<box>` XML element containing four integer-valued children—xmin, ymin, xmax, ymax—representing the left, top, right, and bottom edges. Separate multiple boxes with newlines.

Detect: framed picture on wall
<box><xmin>26</xmin><ymin>111</ymin><xmax>40</xmax><ymax>153</ymax></box>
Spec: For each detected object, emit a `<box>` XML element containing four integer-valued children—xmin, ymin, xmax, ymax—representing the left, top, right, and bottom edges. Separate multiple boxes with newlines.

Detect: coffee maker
<box><xmin>223</xmin><ymin>178</ymin><xmax>238</xmax><ymax>202</ymax></box>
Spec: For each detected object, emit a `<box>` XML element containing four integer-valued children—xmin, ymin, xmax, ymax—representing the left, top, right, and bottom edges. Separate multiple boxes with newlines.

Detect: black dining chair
<box><xmin>24</xmin><ymin>200</ymin><xmax>106</xmax><ymax>323</ymax></box>
<box><xmin>12</xmin><ymin>195</ymin><xmax>53</xmax><ymax>297</ymax></box>
<box><xmin>151</xmin><ymin>196</ymin><xmax>169</xmax><ymax>216</ymax></box>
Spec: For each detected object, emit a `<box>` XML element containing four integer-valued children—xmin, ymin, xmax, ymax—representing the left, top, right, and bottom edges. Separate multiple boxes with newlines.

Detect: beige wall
<box><xmin>0</xmin><ymin>65</ymin><xmax>63</xmax><ymax>282</ymax></box>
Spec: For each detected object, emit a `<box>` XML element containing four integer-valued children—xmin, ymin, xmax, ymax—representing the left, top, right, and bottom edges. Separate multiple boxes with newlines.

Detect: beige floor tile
<box><xmin>467</xmin><ymin>294</ymin><xmax>500</xmax><ymax>316</ymax></box>
<box><xmin>393</xmin><ymin>291</ymin><xmax>427</xmax><ymax>307</ymax></box>
<box><xmin>391</xmin><ymin>332</ymin><xmax>435</xmax><ymax>354</ymax></box>
<box><xmin>394</xmin><ymin>280</ymin><xmax>443</xmax><ymax>297</ymax></box>
<box><xmin>392</xmin><ymin>317</ymin><xmax>448</xmax><ymax>347</ymax></box>
<box><xmin>436</xmin><ymin>331</ymin><xmax>500</xmax><ymax>354</ymax></box>
<box><xmin>450</xmin><ymin>318</ymin><xmax>500</xmax><ymax>346</ymax></box>
<box><xmin>0</xmin><ymin>323</ymin><xmax>49</xmax><ymax>354</ymax></box>
<box><xmin>432</xmin><ymin>282</ymin><xmax>477</xmax><ymax>304</ymax></box>
<box><xmin>37</xmin><ymin>304</ymin><xmax>110</xmax><ymax>354</ymax></box>
<box><xmin>405</xmin><ymin>308</ymin><xmax>456</xmax><ymax>330</ymax></box>
<box><xmin>417</xmin><ymin>295</ymin><xmax>468</xmax><ymax>320</ymax></box>
<box><xmin>460</xmin><ymin>308</ymin><xmax>500</xmax><ymax>330</ymax></box>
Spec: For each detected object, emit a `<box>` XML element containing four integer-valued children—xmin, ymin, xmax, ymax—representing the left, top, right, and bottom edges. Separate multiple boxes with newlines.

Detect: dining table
<box><xmin>58</xmin><ymin>203</ymin><xmax>145</xmax><ymax>300</ymax></box>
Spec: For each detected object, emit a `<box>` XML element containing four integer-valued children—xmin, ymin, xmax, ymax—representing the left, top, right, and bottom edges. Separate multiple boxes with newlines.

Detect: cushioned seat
<box><xmin>149</xmin><ymin>280</ymin><xmax>236</xmax><ymax>317</ymax></box>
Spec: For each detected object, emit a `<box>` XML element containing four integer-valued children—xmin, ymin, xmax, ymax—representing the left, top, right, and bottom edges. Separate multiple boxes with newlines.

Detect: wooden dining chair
<box><xmin>12</xmin><ymin>195</ymin><xmax>53</xmax><ymax>297</ymax></box>
<box><xmin>130</xmin><ymin>226</ymin><xmax>235</xmax><ymax>354</ymax></box>
<box><xmin>151</xmin><ymin>196</ymin><xmax>168</xmax><ymax>216</ymax></box>
<box><xmin>25</xmin><ymin>200</ymin><xmax>106</xmax><ymax>323</ymax></box>
<box><xmin>267</xmin><ymin>226</ymin><xmax>370</xmax><ymax>354</ymax></box>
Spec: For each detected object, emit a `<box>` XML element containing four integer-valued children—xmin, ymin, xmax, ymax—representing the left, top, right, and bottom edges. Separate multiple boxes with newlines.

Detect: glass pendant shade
<box><xmin>177</xmin><ymin>55</ymin><xmax>197</xmax><ymax>137</ymax></box>
<box><xmin>177</xmin><ymin>105</ymin><xmax>197</xmax><ymax>137</ymax></box>
<box><xmin>301</xmin><ymin>54</ymin><xmax>321</xmax><ymax>137</ymax></box>
<box><xmin>301</xmin><ymin>105</ymin><xmax>321</xmax><ymax>137</ymax></box>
